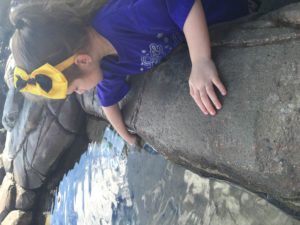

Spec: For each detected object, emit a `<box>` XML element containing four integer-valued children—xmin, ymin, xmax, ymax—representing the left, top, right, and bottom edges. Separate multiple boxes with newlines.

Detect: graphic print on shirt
<box><xmin>140</xmin><ymin>43</ymin><xmax>165</xmax><ymax>71</ymax></box>
<box><xmin>140</xmin><ymin>32</ymin><xmax>184</xmax><ymax>71</ymax></box>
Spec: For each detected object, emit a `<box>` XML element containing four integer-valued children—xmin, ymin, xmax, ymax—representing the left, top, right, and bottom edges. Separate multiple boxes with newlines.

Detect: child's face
<box><xmin>67</xmin><ymin>54</ymin><xmax>103</xmax><ymax>95</ymax></box>
<box><xmin>67</xmin><ymin>66</ymin><xmax>103</xmax><ymax>95</ymax></box>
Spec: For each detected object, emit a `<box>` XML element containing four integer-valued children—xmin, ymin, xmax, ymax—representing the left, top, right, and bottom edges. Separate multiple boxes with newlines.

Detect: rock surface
<box><xmin>2</xmin><ymin>93</ymin><xmax>86</xmax><ymax>189</ymax></box>
<box><xmin>0</xmin><ymin>173</ymin><xmax>16</xmax><ymax>222</ymax></box>
<box><xmin>15</xmin><ymin>185</ymin><xmax>36</xmax><ymax>211</ymax></box>
<box><xmin>1</xmin><ymin>210</ymin><xmax>32</xmax><ymax>225</ymax></box>
<box><xmin>0</xmin><ymin>129</ymin><xmax>6</xmax><ymax>153</ymax></box>
<box><xmin>0</xmin><ymin>0</ymin><xmax>12</xmax><ymax>129</ymax></box>
<box><xmin>0</xmin><ymin>154</ymin><xmax>5</xmax><ymax>184</ymax></box>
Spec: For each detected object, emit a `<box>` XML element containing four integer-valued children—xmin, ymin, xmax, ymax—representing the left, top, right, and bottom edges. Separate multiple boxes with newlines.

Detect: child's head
<box><xmin>10</xmin><ymin>1</ymin><xmax>104</xmax><ymax>99</ymax></box>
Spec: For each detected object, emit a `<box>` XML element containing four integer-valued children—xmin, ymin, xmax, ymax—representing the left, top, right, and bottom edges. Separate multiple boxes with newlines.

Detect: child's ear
<box><xmin>74</xmin><ymin>54</ymin><xmax>92</xmax><ymax>66</ymax></box>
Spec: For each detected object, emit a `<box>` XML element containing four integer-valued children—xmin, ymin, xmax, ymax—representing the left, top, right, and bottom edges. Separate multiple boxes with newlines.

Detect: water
<box><xmin>50</xmin><ymin>127</ymin><xmax>300</xmax><ymax>225</ymax></box>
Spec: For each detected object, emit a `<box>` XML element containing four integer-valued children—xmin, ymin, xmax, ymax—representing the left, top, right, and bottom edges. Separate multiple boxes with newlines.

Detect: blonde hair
<box><xmin>9</xmin><ymin>0</ymin><xmax>107</xmax><ymax>84</ymax></box>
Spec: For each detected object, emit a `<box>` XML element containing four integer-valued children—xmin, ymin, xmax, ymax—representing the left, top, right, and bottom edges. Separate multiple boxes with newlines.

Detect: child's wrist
<box><xmin>191</xmin><ymin>56</ymin><xmax>212</xmax><ymax>65</ymax></box>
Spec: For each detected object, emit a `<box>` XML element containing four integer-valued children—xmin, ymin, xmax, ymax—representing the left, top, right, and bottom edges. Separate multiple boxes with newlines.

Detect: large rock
<box><xmin>0</xmin><ymin>173</ymin><xmax>16</xmax><ymax>222</ymax></box>
<box><xmin>2</xmin><ymin>94</ymin><xmax>86</xmax><ymax>189</ymax></box>
<box><xmin>0</xmin><ymin>0</ymin><xmax>12</xmax><ymax>128</ymax></box>
<box><xmin>1</xmin><ymin>210</ymin><xmax>32</xmax><ymax>225</ymax></box>
<box><xmin>0</xmin><ymin>129</ymin><xmax>6</xmax><ymax>153</ymax></box>
<box><xmin>15</xmin><ymin>185</ymin><xmax>36</xmax><ymax>211</ymax></box>
<box><xmin>0</xmin><ymin>154</ymin><xmax>5</xmax><ymax>184</ymax></box>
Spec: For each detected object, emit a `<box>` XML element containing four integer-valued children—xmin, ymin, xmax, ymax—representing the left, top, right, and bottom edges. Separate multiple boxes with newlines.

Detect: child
<box><xmin>10</xmin><ymin>0</ymin><xmax>249</xmax><ymax>146</ymax></box>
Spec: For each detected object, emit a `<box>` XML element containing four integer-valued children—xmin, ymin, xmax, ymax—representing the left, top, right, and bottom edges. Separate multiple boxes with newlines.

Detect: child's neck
<box><xmin>87</xmin><ymin>27</ymin><xmax>118</xmax><ymax>61</ymax></box>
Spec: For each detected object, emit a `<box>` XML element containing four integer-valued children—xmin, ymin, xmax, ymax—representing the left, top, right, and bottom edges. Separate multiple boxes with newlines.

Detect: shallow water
<box><xmin>50</xmin><ymin>127</ymin><xmax>300</xmax><ymax>225</ymax></box>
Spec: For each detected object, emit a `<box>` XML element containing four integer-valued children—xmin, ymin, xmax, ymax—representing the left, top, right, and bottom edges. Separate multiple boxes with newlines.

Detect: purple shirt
<box><xmin>92</xmin><ymin>0</ymin><xmax>249</xmax><ymax>107</ymax></box>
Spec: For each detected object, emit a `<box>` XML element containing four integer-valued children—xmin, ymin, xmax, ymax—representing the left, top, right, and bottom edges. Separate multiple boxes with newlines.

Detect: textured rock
<box><xmin>0</xmin><ymin>0</ymin><xmax>12</xmax><ymax>128</ymax></box>
<box><xmin>0</xmin><ymin>173</ymin><xmax>16</xmax><ymax>222</ymax></box>
<box><xmin>259</xmin><ymin>0</ymin><xmax>299</xmax><ymax>13</ymax></box>
<box><xmin>0</xmin><ymin>128</ymin><xmax>6</xmax><ymax>153</ymax></box>
<box><xmin>0</xmin><ymin>154</ymin><xmax>5</xmax><ymax>184</ymax></box>
<box><xmin>1</xmin><ymin>210</ymin><xmax>32</xmax><ymax>225</ymax></box>
<box><xmin>0</xmin><ymin>0</ymin><xmax>12</xmax><ymax>36</ymax></box>
<box><xmin>77</xmin><ymin>84</ymin><xmax>134</xmax><ymax>120</ymax></box>
<box><xmin>15</xmin><ymin>185</ymin><xmax>36</xmax><ymax>211</ymax></box>
<box><xmin>77</xmin><ymin>89</ymin><xmax>105</xmax><ymax>118</ymax></box>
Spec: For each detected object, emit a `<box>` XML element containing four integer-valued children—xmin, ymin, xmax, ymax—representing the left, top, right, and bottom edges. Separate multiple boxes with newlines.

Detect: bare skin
<box><xmin>183</xmin><ymin>0</ymin><xmax>227</xmax><ymax>116</ymax></box>
<box><xmin>68</xmin><ymin>0</ymin><xmax>227</xmax><ymax>146</ymax></box>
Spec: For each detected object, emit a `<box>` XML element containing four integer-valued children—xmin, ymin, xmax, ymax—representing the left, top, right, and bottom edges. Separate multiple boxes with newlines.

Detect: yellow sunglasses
<box><xmin>13</xmin><ymin>54</ymin><xmax>76</xmax><ymax>99</ymax></box>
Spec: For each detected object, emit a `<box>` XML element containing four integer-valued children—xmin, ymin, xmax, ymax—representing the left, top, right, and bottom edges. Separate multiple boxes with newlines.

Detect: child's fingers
<box><xmin>190</xmin><ymin>86</ymin><xmax>208</xmax><ymax>115</ymax></box>
<box><xmin>199</xmin><ymin>89</ymin><xmax>216</xmax><ymax>115</ymax></box>
<box><xmin>213</xmin><ymin>77</ymin><xmax>227</xmax><ymax>96</ymax></box>
<box><xmin>206</xmin><ymin>85</ymin><xmax>222</xmax><ymax>110</ymax></box>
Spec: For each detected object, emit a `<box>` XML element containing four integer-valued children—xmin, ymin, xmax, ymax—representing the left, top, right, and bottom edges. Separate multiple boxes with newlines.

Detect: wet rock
<box><xmin>0</xmin><ymin>0</ymin><xmax>12</xmax><ymax>36</ymax></box>
<box><xmin>2</xmin><ymin>131</ymin><xmax>13</xmax><ymax>173</ymax></box>
<box><xmin>86</xmin><ymin>116</ymin><xmax>108</xmax><ymax>143</ymax></box>
<box><xmin>77</xmin><ymin>85</ymin><xmax>133</xmax><ymax>120</ymax></box>
<box><xmin>0</xmin><ymin>128</ymin><xmax>6</xmax><ymax>153</ymax></box>
<box><xmin>0</xmin><ymin>173</ymin><xmax>16</xmax><ymax>222</ymax></box>
<box><xmin>1</xmin><ymin>89</ymin><xmax>23</xmax><ymax>132</ymax></box>
<box><xmin>259</xmin><ymin>0</ymin><xmax>300</xmax><ymax>13</ymax></box>
<box><xmin>1</xmin><ymin>210</ymin><xmax>32</xmax><ymax>225</ymax></box>
<box><xmin>77</xmin><ymin>89</ymin><xmax>105</xmax><ymax>118</ymax></box>
<box><xmin>0</xmin><ymin>154</ymin><xmax>5</xmax><ymax>184</ymax></box>
<box><xmin>9</xmin><ymin>95</ymin><xmax>85</xmax><ymax>189</ymax></box>
<box><xmin>15</xmin><ymin>185</ymin><xmax>36</xmax><ymax>211</ymax></box>
<box><xmin>0</xmin><ymin>0</ymin><xmax>13</xmax><ymax>127</ymax></box>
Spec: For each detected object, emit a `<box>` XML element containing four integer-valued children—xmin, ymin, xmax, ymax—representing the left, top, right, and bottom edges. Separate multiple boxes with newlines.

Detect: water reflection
<box><xmin>51</xmin><ymin>127</ymin><xmax>300</xmax><ymax>225</ymax></box>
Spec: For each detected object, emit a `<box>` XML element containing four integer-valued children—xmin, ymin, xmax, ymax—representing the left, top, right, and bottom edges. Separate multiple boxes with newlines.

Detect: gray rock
<box><xmin>15</xmin><ymin>185</ymin><xmax>35</xmax><ymax>211</ymax></box>
<box><xmin>9</xmin><ymin>95</ymin><xmax>85</xmax><ymax>189</ymax></box>
<box><xmin>77</xmin><ymin>89</ymin><xmax>105</xmax><ymax>118</ymax></box>
<box><xmin>77</xmin><ymin>84</ymin><xmax>133</xmax><ymax>120</ymax></box>
<box><xmin>259</xmin><ymin>0</ymin><xmax>300</xmax><ymax>14</ymax></box>
<box><xmin>1</xmin><ymin>210</ymin><xmax>32</xmax><ymax>225</ymax></box>
<box><xmin>86</xmin><ymin>116</ymin><xmax>108</xmax><ymax>143</ymax></box>
<box><xmin>2</xmin><ymin>131</ymin><xmax>13</xmax><ymax>173</ymax></box>
<box><xmin>0</xmin><ymin>154</ymin><xmax>5</xmax><ymax>184</ymax></box>
<box><xmin>0</xmin><ymin>128</ymin><xmax>6</xmax><ymax>153</ymax></box>
<box><xmin>0</xmin><ymin>173</ymin><xmax>16</xmax><ymax>222</ymax></box>
<box><xmin>2</xmin><ymin>89</ymin><xmax>24</xmax><ymax>132</ymax></box>
<box><xmin>0</xmin><ymin>0</ymin><xmax>12</xmax><ymax>36</ymax></box>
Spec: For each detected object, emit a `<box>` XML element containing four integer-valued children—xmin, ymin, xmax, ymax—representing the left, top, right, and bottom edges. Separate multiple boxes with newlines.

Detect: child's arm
<box><xmin>102</xmin><ymin>104</ymin><xmax>138</xmax><ymax>145</ymax></box>
<box><xmin>183</xmin><ymin>0</ymin><xmax>227</xmax><ymax>116</ymax></box>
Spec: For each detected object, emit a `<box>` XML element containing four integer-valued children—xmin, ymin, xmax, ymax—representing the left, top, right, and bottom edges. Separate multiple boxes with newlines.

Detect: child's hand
<box><xmin>189</xmin><ymin>58</ymin><xmax>227</xmax><ymax>116</ymax></box>
<box><xmin>125</xmin><ymin>133</ymin><xmax>140</xmax><ymax>147</ymax></box>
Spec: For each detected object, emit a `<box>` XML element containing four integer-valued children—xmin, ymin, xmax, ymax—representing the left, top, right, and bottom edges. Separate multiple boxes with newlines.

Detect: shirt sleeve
<box><xmin>96</xmin><ymin>75</ymin><xmax>130</xmax><ymax>107</ymax></box>
<box><xmin>165</xmin><ymin>0</ymin><xmax>196</xmax><ymax>31</ymax></box>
